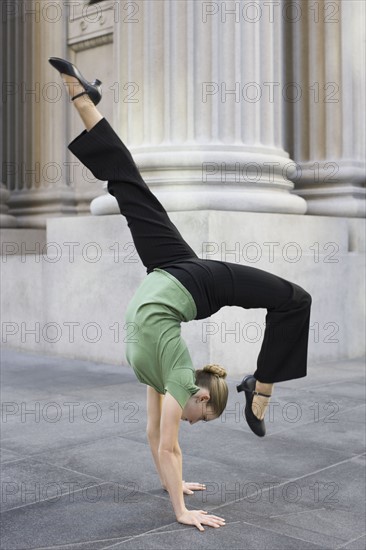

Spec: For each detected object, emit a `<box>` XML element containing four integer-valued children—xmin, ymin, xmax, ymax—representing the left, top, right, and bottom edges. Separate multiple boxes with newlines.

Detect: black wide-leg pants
<box><xmin>68</xmin><ymin>117</ymin><xmax>312</xmax><ymax>384</ymax></box>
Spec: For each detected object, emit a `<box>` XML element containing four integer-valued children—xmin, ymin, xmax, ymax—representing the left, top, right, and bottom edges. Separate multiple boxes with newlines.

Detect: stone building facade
<box><xmin>1</xmin><ymin>0</ymin><xmax>365</xmax><ymax>373</ymax></box>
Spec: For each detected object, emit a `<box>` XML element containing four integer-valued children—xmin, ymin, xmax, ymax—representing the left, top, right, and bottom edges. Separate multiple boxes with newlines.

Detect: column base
<box><xmin>0</xmin><ymin>183</ymin><xmax>17</xmax><ymax>228</ymax></box>
<box><xmin>91</xmin><ymin>187</ymin><xmax>307</xmax><ymax>216</ymax></box>
<box><xmin>293</xmin><ymin>159</ymin><xmax>366</xmax><ymax>218</ymax></box>
<box><xmin>296</xmin><ymin>185</ymin><xmax>366</xmax><ymax>218</ymax></box>
<box><xmin>7</xmin><ymin>188</ymin><xmax>78</xmax><ymax>228</ymax></box>
<box><xmin>91</xmin><ymin>149</ymin><xmax>308</xmax><ymax>215</ymax></box>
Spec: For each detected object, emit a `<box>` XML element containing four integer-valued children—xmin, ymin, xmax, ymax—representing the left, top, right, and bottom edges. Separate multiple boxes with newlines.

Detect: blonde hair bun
<box><xmin>202</xmin><ymin>363</ymin><xmax>227</xmax><ymax>379</ymax></box>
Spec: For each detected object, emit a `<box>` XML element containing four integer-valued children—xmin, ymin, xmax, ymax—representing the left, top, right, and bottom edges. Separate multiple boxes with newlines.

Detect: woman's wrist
<box><xmin>176</xmin><ymin>507</ymin><xmax>188</xmax><ymax>521</ymax></box>
<box><xmin>158</xmin><ymin>451</ymin><xmax>185</xmax><ymax>519</ymax></box>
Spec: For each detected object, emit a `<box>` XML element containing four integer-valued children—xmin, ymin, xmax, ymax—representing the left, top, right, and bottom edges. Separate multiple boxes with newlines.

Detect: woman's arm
<box><xmin>158</xmin><ymin>392</ymin><xmax>187</xmax><ymax>519</ymax></box>
<box><xmin>146</xmin><ymin>386</ymin><xmax>181</xmax><ymax>488</ymax></box>
<box><xmin>147</xmin><ymin>432</ymin><xmax>167</xmax><ymax>487</ymax></box>
<box><xmin>147</xmin><ymin>388</ymin><xmax>225</xmax><ymax>530</ymax></box>
<box><xmin>146</xmin><ymin>386</ymin><xmax>167</xmax><ymax>486</ymax></box>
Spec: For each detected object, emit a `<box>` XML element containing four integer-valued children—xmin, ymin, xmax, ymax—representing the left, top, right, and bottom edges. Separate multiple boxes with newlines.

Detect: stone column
<box><xmin>93</xmin><ymin>0</ymin><xmax>307</xmax><ymax>215</ymax></box>
<box><xmin>284</xmin><ymin>0</ymin><xmax>365</xmax><ymax>217</ymax></box>
<box><xmin>0</xmin><ymin>26</ymin><xmax>17</xmax><ymax>228</ymax></box>
<box><xmin>2</xmin><ymin>0</ymin><xmax>75</xmax><ymax>228</ymax></box>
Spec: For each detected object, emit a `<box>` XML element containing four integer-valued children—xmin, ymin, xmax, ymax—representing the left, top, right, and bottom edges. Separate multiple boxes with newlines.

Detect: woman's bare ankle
<box><xmin>256</xmin><ymin>380</ymin><xmax>274</xmax><ymax>395</ymax></box>
<box><xmin>61</xmin><ymin>74</ymin><xmax>84</xmax><ymax>99</ymax></box>
<box><xmin>75</xmin><ymin>104</ymin><xmax>103</xmax><ymax>132</ymax></box>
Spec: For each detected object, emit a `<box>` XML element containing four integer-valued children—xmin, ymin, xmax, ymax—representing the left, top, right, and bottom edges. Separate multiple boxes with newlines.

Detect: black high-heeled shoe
<box><xmin>237</xmin><ymin>375</ymin><xmax>272</xmax><ymax>437</ymax></box>
<box><xmin>48</xmin><ymin>57</ymin><xmax>102</xmax><ymax>106</ymax></box>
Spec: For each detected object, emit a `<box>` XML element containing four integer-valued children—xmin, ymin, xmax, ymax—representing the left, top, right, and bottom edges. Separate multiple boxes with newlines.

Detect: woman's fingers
<box><xmin>189</xmin><ymin>510</ymin><xmax>226</xmax><ymax>531</ymax></box>
<box><xmin>178</xmin><ymin>509</ymin><xmax>224</xmax><ymax>531</ymax></box>
<box><xmin>202</xmin><ymin>517</ymin><xmax>226</xmax><ymax>528</ymax></box>
<box><xmin>186</xmin><ymin>482</ymin><xmax>206</xmax><ymax>490</ymax></box>
<box><xmin>200</xmin><ymin>512</ymin><xmax>226</xmax><ymax>528</ymax></box>
<box><xmin>208</xmin><ymin>515</ymin><xmax>226</xmax><ymax>522</ymax></box>
<box><xmin>183</xmin><ymin>482</ymin><xmax>206</xmax><ymax>495</ymax></box>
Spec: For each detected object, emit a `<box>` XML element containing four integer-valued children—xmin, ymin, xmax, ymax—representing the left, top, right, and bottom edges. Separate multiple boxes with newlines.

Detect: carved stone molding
<box><xmin>67</xmin><ymin>0</ymin><xmax>115</xmax><ymax>50</ymax></box>
<box><xmin>0</xmin><ymin>183</ymin><xmax>17</xmax><ymax>228</ymax></box>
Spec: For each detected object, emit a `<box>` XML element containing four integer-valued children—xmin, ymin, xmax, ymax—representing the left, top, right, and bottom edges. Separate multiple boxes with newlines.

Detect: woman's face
<box><xmin>181</xmin><ymin>389</ymin><xmax>216</xmax><ymax>424</ymax></box>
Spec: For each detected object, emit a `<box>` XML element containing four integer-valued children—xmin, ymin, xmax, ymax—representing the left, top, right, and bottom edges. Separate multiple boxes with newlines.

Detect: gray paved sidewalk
<box><xmin>1</xmin><ymin>348</ymin><xmax>365</xmax><ymax>550</ymax></box>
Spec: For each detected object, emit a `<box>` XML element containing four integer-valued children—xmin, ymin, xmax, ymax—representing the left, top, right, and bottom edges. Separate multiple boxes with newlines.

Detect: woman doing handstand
<box><xmin>49</xmin><ymin>57</ymin><xmax>312</xmax><ymax>532</ymax></box>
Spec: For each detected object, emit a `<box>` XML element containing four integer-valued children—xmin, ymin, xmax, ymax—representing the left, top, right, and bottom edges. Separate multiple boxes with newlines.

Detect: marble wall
<box><xmin>2</xmin><ymin>0</ymin><xmax>365</xmax><ymax>224</ymax></box>
<box><xmin>1</xmin><ymin>0</ymin><xmax>365</xmax><ymax>367</ymax></box>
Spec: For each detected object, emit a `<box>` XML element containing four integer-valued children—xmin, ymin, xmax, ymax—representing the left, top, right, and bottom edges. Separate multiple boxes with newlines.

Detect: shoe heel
<box><xmin>236</xmin><ymin>375</ymin><xmax>252</xmax><ymax>393</ymax></box>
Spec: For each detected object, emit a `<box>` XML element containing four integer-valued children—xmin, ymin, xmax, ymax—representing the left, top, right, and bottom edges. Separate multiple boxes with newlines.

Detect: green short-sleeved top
<box><xmin>124</xmin><ymin>268</ymin><xmax>201</xmax><ymax>409</ymax></box>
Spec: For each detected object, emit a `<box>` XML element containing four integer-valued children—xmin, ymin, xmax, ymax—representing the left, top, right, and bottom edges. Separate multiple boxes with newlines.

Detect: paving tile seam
<box><xmin>1</xmin><ymin>445</ymin><xmax>204</xmax><ymax>508</ymax></box>
<box><xmin>269</xmin><ymin>505</ymin><xmax>328</xmax><ymax>518</ymax></box>
<box><xmin>0</xmin><ymin>466</ymin><xmax>174</xmax><ymax>514</ymax></box>
<box><xmin>259</xmin><ymin>513</ymin><xmax>365</xmax><ymax>547</ymax></box>
<box><xmin>3</xmin><ymin>374</ymin><xmax>364</xmax><ymax>401</ymax></box>
<box><xmin>3</xmin><ymin>378</ymin><xmax>359</xmax><ymax>398</ymax></box>
<box><xmin>119</xmin><ymin>432</ymin><xmax>320</xmax><ymax>482</ymax></box>
<box><xmin>0</xmin><ymin>457</ymin><xmax>28</xmax><ymax>466</ymax></box>
<box><xmin>273</xmin><ymin>435</ymin><xmax>365</xmax><ymax>457</ymax></box>
<box><xmin>12</xmin><ymin>454</ymin><xmax>115</xmax><ymax>481</ymax></box>
<box><xmin>290</xmin><ymin>378</ymin><xmax>366</xmax><ymax>392</ymax></box>
<box><xmin>0</xmin><ymin>446</ymin><xmax>32</xmax><ymax>463</ymax></box>
<box><xmin>266</xmin><ymin>402</ymin><xmax>366</xmax><ymax>439</ymax></box>
<box><xmin>118</xmin><ymin>425</ymin><xmax>359</xmax><ymax>467</ymax></box>
<box><xmin>2</xmin><ymin>405</ymin><xmax>364</xmax><ymax>472</ymax></box>
<box><xmin>99</xmin><ymin>521</ymin><xmax>209</xmax><ymax>549</ymax></box>
<box><xmin>2</xmin><ymin>382</ymin><xmax>363</xmax><ymax>407</ymax></box>
<box><xmin>229</xmin><ymin>514</ymin><xmax>348</xmax><ymax>546</ymax></box>
<box><xmin>2</xmin><ymin>376</ymin><xmax>364</xmax><ymax>416</ymax></box>
<box><xmin>3</xmin><ymin>391</ymin><xmax>364</xmax><ymax>423</ymax></box>
<box><xmin>0</xmin><ymin>378</ymin><xmax>132</xmax><ymax>391</ymax></box>
<box><xmin>116</xmin><ymin>432</ymin><xmax>276</xmax><ymax>470</ymax></box>
<box><xmin>101</xmin><ymin>520</ymin><xmax>244</xmax><ymax>545</ymax></box>
<box><xmin>254</xmin><ymin>374</ymin><xmax>366</xmax><ymax>394</ymax></box>
<box><xmin>30</xmin><ymin>452</ymin><xmax>175</xmax><ymax>504</ymax></box>
<box><xmin>40</xmin><ymin>381</ymin><xmax>142</xmax><ymax>398</ymax></box>
<box><xmin>98</xmin><ymin>517</ymin><xmax>204</xmax><ymax>549</ymax></box>
<box><xmin>1</xmin><ymin>347</ymin><xmax>128</xmax><ymax>370</ymax></box>
<box><xmin>0</xmin><ymin>479</ymin><xmax>113</xmax><ymax>514</ymax></box>
<box><xmin>3</xmin><ymin>347</ymin><xmax>364</xmax><ymax>367</ymax></box>
<box><xmin>203</xmin><ymin>450</ymin><xmax>366</xmax><ymax>515</ymax></box>
<box><xmin>2</xmin><ymin>446</ymin><xmax>297</xmax><ymax>510</ymax></box>
<box><xmin>30</xmin><ymin>458</ymin><xmax>175</xmax><ymax>506</ymax></box>
<box><xmin>1</xmin><ymin>390</ymin><xmax>145</xmax><ymax>417</ymax></box>
<box><xmin>100</xmin><ymin>516</ymin><xmax>328</xmax><ymax>550</ymax></box>
<box><xmin>7</xmin><ymin>429</ymin><xmax>146</xmax><ymax>460</ymax></box>
<box><xmin>3</xmin><ymin>365</ymin><xmax>364</xmax><ymax>388</ymax></box>
<box><xmin>23</xmin><ymin>535</ymin><xmax>131</xmax><ymax>550</ymax></box>
<box><xmin>226</xmin><ymin>517</ymin><xmax>344</xmax><ymax>548</ymax></box>
<box><xmin>335</xmin><ymin>532</ymin><xmax>366</xmax><ymax>549</ymax></box>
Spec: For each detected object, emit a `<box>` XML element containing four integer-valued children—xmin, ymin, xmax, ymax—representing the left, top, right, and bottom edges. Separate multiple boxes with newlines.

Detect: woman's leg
<box><xmin>223</xmin><ymin>261</ymin><xmax>312</xmax><ymax>419</ymax></box>
<box><xmin>62</xmin><ymin>76</ymin><xmax>198</xmax><ymax>272</ymax></box>
<box><xmin>177</xmin><ymin>258</ymin><xmax>312</xmax><ymax>419</ymax></box>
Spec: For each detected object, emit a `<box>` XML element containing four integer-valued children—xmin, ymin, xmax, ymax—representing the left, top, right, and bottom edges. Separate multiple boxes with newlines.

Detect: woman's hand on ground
<box><xmin>182</xmin><ymin>480</ymin><xmax>206</xmax><ymax>494</ymax></box>
<box><xmin>161</xmin><ymin>480</ymin><xmax>206</xmax><ymax>495</ymax></box>
<box><xmin>177</xmin><ymin>509</ymin><xmax>226</xmax><ymax>531</ymax></box>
